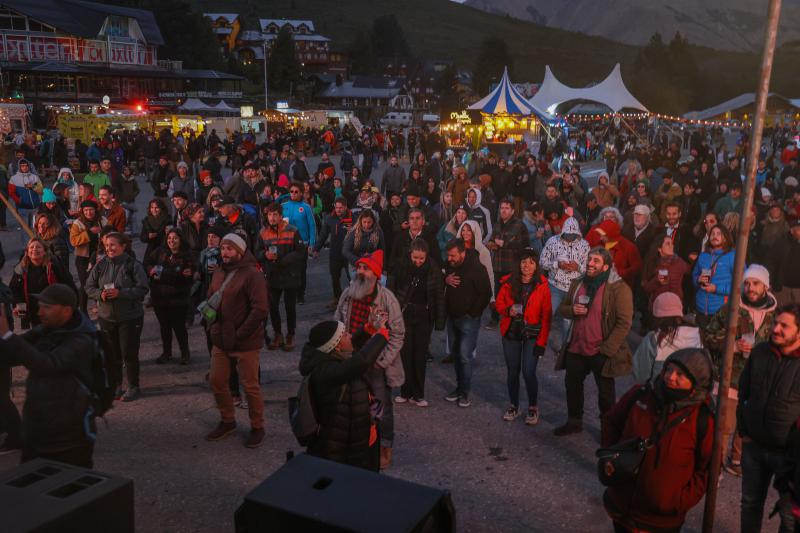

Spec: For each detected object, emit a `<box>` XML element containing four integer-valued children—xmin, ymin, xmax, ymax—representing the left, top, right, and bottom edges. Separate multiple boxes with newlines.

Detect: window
<box><xmin>38</xmin><ymin>75</ymin><xmax>75</xmax><ymax>93</ymax></box>
<box><xmin>105</xmin><ymin>16</ymin><xmax>128</xmax><ymax>38</ymax></box>
<box><xmin>28</xmin><ymin>20</ymin><xmax>55</xmax><ymax>33</ymax></box>
<box><xmin>0</xmin><ymin>8</ymin><xmax>26</xmax><ymax>30</ymax></box>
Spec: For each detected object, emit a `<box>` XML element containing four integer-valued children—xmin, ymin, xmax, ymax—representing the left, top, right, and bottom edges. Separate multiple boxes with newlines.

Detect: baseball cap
<box><xmin>33</xmin><ymin>284</ymin><xmax>77</xmax><ymax>309</ymax></box>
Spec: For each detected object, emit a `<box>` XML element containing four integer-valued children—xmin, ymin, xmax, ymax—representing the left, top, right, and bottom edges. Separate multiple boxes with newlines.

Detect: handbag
<box><xmin>197</xmin><ymin>270</ymin><xmax>237</xmax><ymax>326</ymax></box>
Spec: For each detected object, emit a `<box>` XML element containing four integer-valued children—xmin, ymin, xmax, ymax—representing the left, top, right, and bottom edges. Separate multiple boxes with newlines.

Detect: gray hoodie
<box><xmin>539</xmin><ymin>217</ymin><xmax>590</xmax><ymax>292</ymax></box>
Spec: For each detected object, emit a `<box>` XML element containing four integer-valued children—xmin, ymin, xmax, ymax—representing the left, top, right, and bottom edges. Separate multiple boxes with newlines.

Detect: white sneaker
<box><xmin>394</xmin><ymin>395</ymin><xmax>409</xmax><ymax>404</ymax></box>
<box><xmin>412</xmin><ymin>398</ymin><xmax>429</xmax><ymax>407</ymax></box>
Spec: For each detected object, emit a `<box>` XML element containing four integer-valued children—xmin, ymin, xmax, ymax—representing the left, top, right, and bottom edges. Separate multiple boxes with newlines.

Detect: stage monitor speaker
<box><xmin>235</xmin><ymin>454</ymin><xmax>455</xmax><ymax>533</ymax></box>
<box><xmin>0</xmin><ymin>458</ymin><xmax>134</xmax><ymax>533</ymax></box>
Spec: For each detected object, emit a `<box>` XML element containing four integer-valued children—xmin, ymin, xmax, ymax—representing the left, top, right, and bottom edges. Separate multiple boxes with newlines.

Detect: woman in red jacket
<box><xmin>601</xmin><ymin>348</ymin><xmax>715</xmax><ymax>532</ymax></box>
<box><xmin>495</xmin><ymin>248</ymin><xmax>551</xmax><ymax>425</ymax></box>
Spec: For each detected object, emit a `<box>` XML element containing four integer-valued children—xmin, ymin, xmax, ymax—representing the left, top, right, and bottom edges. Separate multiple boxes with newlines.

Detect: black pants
<box><xmin>22</xmin><ymin>443</ymin><xmax>94</xmax><ymax>469</ymax></box>
<box><xmin>564</xmin><ymin>352</ymin><xmax>616</xmax><ymax>420</ymax></box>
<box><xmin>329</xmin><ymin>258</ymin><xmax>350</xmax><ymax>300</ymax></box>
<box><xmin>0</xmin><ymin>367</ymin><xmax>21</xmax><ymax>447</ymax></box>
<box><xmin>269</xmin><ymin>287</ymin><xmax>297</xmax><ymax>335</ymax></box>
<box><xmin>98</xmin><ymin>317</ymin><xmax>143</xmax><ymax>389</ymax></box>
<box><xmin>75</xmin><ymin>256</ymin><xmax>91</xmax><ymax>313</ymax></box>
<box><xmin>399</xmin><ymin>310</ymin><xmax>433</xmax><ymax>400</ymax></box>
<box><xmin>0</xmin><ymin>200</ymin><xmax>7</xmax><ymax>227</ymax></box>
<box><xmin>299</xmin><ymin>248</ymin><xmax>308</xmax><ymax>299</ymax></box>
<box><xmin>153</xmin><ymin>305</ymin><xmax>189</xmax><ymax>357</ymax></box>
<box><xmin>204</xmin><ymin>326</ymin><xmax>239</xmax><ymax>395</ymax></box>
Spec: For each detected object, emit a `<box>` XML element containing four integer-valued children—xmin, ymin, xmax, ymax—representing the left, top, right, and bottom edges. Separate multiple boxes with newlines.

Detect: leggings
<box><xmin>154</xmin><ymin>304</ymin><xmax>189</xmax><ymax>356</ymax></box>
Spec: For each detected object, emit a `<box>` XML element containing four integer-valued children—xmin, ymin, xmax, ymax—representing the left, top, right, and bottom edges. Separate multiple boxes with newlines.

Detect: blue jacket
<box><xmin>692</xmin><ymin>249</ymin><xmax>735</xmax><ymax>315</ymax></box>
<box><xmin>281</xmin><ymin>199</ymin><xmax>316</xmax><ymax>247</ymax></box>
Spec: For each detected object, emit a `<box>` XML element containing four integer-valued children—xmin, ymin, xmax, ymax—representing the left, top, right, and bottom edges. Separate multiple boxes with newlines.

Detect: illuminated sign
<box><xmin>450</xmin><ymin>111</ymin><xmax>471</xmax><ymax>125</ymax></box>
<box><xmin>240</xmin><ymin>106</ymin><xmax>254</xmax><ymax>118</ymax></box>
<box><xmin>276</xmin><ymin>101</ymin><xmax>289</xmax><ymax>110</ymax></box>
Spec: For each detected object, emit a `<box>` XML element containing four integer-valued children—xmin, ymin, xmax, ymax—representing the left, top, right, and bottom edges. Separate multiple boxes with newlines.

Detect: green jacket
<box><xmin>702</xmin><ymin>293</ymin><xmax>777</xmax><ymax>389</ymax></box>
<box><xmin>83</xmin><ymin>171</ymin><xmax>111</xmax><ymax>193</ymax></box>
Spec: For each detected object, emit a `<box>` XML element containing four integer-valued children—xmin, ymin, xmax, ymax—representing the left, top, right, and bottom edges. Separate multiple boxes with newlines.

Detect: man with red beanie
<box><xmin>586</xmin><ymin>219</ymin><xmax>642</xmax><ymax>288</ymax></box>
<box><xmin>334</xmin><ymin>249</ymin><xmax>405</xmax><ymax>470</ymax></box>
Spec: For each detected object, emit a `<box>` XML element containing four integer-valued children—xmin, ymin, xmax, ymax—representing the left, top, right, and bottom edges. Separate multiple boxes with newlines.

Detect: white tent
<box><xmin>179</xmin><ymin>98</ymin><xmax>215</xmax><ymax>112</ymax></box>
<box><xmin>684</xmin><ymin>92</ymin><xmax>800</xmax><ymax>120</ymax></box>
<box><xmin>469</xmin><ymin>67</ymin><xmax>550</xmax><ymax>118</ymax></box>
<box><xmin>214</xmin><ymin>100</ymin><xmax>239</xmax><ymax>113</ymax></box>
<box><xmin>529</xmin><ymin>64</ymin><xmax>648</xmax><ymax>114</ymax></box>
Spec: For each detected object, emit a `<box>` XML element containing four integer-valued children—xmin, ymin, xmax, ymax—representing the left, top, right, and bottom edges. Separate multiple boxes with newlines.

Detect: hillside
<box><xmin>463</xmin><ymin>0</ymin><xmax>800</xmax><ymax>53</ymax></box>
<box><xmin>192</xmin><ymin>0</ymin><xmax>800</xmax><ymax>112</ymax></box>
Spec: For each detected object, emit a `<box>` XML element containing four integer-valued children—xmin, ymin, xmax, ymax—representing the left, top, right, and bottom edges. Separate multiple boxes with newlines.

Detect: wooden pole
<box><xmin>702</xmin><ymin>0</ymin><xmax>783</xmax><ymax>530</ymax></box>
<box><xmin>0</xmin><ymin>189</ymin><xmax>33</xmax><ymax>239</ymax></box>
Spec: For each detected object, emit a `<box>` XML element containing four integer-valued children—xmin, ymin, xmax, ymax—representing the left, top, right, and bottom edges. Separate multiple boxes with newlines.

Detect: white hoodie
<box><xmin>540</xmin><ymin>217</ymin><xmax>590</xmax><ymax>291</ymax></box>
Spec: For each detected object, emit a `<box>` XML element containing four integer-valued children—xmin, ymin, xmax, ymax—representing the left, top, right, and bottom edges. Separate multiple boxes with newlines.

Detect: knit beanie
<box><xmin>41</xmin><ymin>188</ymin><xmax>56</xmax><ymax>203</ymax></box>
<box><xmin>356</xmin><ymin>249</ymin><xmax>383</xmax><ymax>278</ymax></box>
<box><xmin>221</xmin><ymin>233</ymin><xmax>247</xmax><ymax>256</ymax></box>
<box><xmin>652</xmin><ymin>292</ymin><xmax>683</xmax><ymax>318</ymax></box>
<box><xmin>744</xmin><ymin>264</ymin><xmax>770</xmax><ymax>289</ymax></box>
<box><xmin>310</xmin><ymin>321</ymin><xmax>346</xmax><ymax>354</ymax></box>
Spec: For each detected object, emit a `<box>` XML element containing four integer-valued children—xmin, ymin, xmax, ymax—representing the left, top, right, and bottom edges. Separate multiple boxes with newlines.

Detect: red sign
<box><xmin>0</xmin><ymin>34</ymin><xmax>155</xmax><ymax>66</ymax></box>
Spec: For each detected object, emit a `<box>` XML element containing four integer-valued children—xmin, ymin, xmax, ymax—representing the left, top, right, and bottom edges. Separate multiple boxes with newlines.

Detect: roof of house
<box><xmin>262</xmin><ymin>33</ymin><xmax>330</xmax><ymax>42</ymax></box>
<box><xmin>212</xmin><ymin>27</ymin><xmax>233</xmax><ymax>35</ymax></box>
<box><xmin>204</xmin><ymin>13</ymin><xmax>239</xmax><ymax>24</ymax></box>
<box><xmin>259</xmin><ymin>19</ymin><xmax>315</xmax><ymax>32</ymax></box>
<box><xmin>317</xmin><ymin>78</ymin><xmax>403</xmax><ymax>99</ymax></box>
<box><xmin>3</xmin><ymin>61</ymin><xmax>244</xmax><ymax>80</ymax></box>
<box><xmin>2</xmin><ymin>0</ymin><xmax>164</xmax><ymax>45</ymax></box>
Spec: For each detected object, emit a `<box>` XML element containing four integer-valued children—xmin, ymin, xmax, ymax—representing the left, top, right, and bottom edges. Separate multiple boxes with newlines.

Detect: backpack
<box><xmin>288</xmin><ymin>375</ymin><xmax>319</xmax><ymax>446</ymax></box>
<box><xmin>77</xmin><ymin>330</ymin><xmax>122</xmax><ymax>418</ymax></box>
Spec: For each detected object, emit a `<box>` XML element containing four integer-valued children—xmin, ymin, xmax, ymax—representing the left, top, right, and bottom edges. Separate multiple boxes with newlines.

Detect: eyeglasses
<box><xmin>290</xmin><ymin>189</ymin><xmax>301</xmax><ymax>194</ymax></box>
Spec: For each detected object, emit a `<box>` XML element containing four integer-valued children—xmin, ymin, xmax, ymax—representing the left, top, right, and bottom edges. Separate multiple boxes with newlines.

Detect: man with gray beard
<box><xmin>334</xmin><ymin>250</ymin><xmax>405</xmax><ymax>470</ymax></box>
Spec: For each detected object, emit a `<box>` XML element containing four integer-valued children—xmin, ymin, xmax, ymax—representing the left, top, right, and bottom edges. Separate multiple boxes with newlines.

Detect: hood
<box><xmin>741</xmin><ymin>291</ymin><xmax>778</xmax><ymax>313</ymax></box>
<box><xmin>57</xmin><ymin>168</ymin><xmax>76</xmax><ymax>183</ymax></box>
<box><xmin>458</xmin><ymin>219</ymin><xmax>484</xmax><ymax>244</ymax></box>
<box><xmin>654</xmin><ymin>347</ymin><xmax>714</xmax><ymax>409</ymax></box>
<box><xmin>466</xmin><ymin>187</ymin><xmax>482</xmax><ymax>207</ymax></box>
<box><xmin>597</xmin><ymin>219</ymin><xmax>622</xmax><ymax>241</ymax></box>
<box><xmin>560</xmin><ymin>216</ymin><xmax>582</xmax><ymax>237</ymax></box>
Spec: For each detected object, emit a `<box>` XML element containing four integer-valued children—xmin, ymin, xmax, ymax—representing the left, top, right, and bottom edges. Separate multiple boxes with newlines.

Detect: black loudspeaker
<box><xmin>235</xmin><ymin>454</ymin><xmax>456</xmax><ymax>533</ymax></box>
<box><xmin>0</xmin><ymin>459</ymin><xmax>134</xmax><ymax>533</ymax></box>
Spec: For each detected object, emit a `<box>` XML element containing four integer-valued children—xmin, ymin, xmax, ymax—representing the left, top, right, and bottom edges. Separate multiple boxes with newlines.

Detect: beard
<box><xmin>350</xmin><ymin>272</ymin><xmax>376</xmax><ymax>300</ymax></box>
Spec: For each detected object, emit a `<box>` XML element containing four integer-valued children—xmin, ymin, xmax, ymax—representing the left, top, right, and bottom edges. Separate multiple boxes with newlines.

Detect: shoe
<box><xmin>297</xmin><ymin>296</ymin><xmax>305</xmax><ymax>305</ymax></box>
<box><xmin>503</xmin><ymin>405</ymin><xmax>520</xmax><ymax>421</ymax></box>
<box><xmin>394</xmin><ymin>395</ymin><xmax>409</xmax><ymax>404</ymax></box>
<box><xmin>245</xmin><ymin>428</ymin><xmax>265</xmax><ymax>448</ymax></box>
<box><xmin>155</xmin><ymin>353</ymin><xmax>172</xmax><ymax>364</ymax></box>
<box><xmin>238</xmin><ymin>398</ymin><xmax>249</xmax><ymax>410</ymax></box>
<box><xmin>426</xmin><ymin>353</ymin><xmax>433</xmax><ymax>363</ymax></box>
<box><xmin>283</xmin><ymin>334</ymin><xmax>295</xmax><ymax>352</ymax></box>
<box><xmin>723</xmin><ymin>457</ymin><xmax>742</xmax><ymax>477</ymax></box>
<box><xmin>525</xmin><ymin>406</ymin><xmax>540</xmax><ymax>426</ymax></box>
<box><xmin>411</xmin><ymin>398</ymin><xmax>429</xmax><ymax>407</ymax></box>
<box><xmin>121</xmin><ymin>387</ymin><xmax>140</xmax><ymax>402</ymax></box>
<box><xmin>553</xmin><ymin>420</ymin><xmax>583</xmax><ymax>436</ymax></box>
<box><xmin>268</xmin><ymin>333</ymin><xmax>284</xmax><ymax>350</ymax></box>
<box><xmin>206</xmin><ymin>421</ymin><xmax>236</xmax><ymax>441</ymax></box>
<box><xmin>484</xmin><ymin>319</ymin><xmax>498</xmax><ymax>330</ymax></box>
<box><xmin>233</xmin><ymin>395</ymin><xmax>242</xmax><ymax>407</ymax></box>
<box><xmin>180</xmin><ymin>353</ymin><xmax>190</xmax><ymax>365</ymax></box>
<box><xmin>114</xmin><ymin>386</ymin><xmax>125</xmax><ymax>400</ymax></box>
<box><xmin>458</xmin><ymin>394</ymin><xmax>472</xmax><ymax>408</ymax></box>
<box><xmin>444</xmin><ymin>389</ymin><xmax>461</xmax><ymax>402</ymax></box>
<box><xmin>380</xmin><ymin>446</ymin><xmax>393</xmax><ymax>470</ymax></box>
<box><xmin>441</xmin><ymin>355</ymin><xmax>454</xmax><ymax>364</ymax></box>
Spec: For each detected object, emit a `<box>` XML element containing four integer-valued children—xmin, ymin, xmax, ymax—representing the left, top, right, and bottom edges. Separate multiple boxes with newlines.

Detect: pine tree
<box><xmin>473</xmin><ymin>37</ymin><xmax>512</xmax><ymax>95</ymax></box>
<box><xmin>267</xmin><ymin>25</ymin><xmax>302</xmax><ymax>93</ymax></box>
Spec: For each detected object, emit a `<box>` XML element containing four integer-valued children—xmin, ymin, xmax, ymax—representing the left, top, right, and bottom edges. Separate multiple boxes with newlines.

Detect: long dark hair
<box><xmin>510</xmin><ymin>249</ymin><xmax>542</xmax><ymax>303</ymax></box>
<box><xmin>653</xmin><ymin>316</ymin><xmax>683</xmax><ymax>346</ymax></box>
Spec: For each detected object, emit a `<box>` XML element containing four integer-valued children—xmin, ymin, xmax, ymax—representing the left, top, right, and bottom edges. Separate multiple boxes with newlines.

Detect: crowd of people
<box><xmin>4</xmin><ymin>120</ymin><xmax>800</xmax><ymax>531</ymax></box>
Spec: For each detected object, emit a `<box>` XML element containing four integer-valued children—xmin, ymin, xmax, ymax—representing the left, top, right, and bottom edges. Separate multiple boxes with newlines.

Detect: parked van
<box><xmin>380</xmin><ymin>112</ymin><xmax>412</xmax><ymax>128</ymax></box>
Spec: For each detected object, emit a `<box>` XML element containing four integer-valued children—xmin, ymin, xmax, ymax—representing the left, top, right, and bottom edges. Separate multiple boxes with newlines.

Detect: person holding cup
<box><xmin>702</xmin><ymin>264</ymin><xmax>778</xmax><ymax>478</ymax></box>
<box><xmin>495</xmin><ymin>248</ymin><xmax>551</xmax><ymax>425</ymax></box>
<box><xmin>642</xmin><ymin>235</ymin><xmax>691</xmax><ymax>320</ymax></box>
<box><xmin>692</xmin><ymin>224</ymin><xmax>735</xmax><ymax>328</ymax></box>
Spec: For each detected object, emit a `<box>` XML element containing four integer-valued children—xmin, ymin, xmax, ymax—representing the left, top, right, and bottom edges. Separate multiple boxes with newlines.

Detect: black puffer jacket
<box><xmin>5</xmin><ymin>311</ymin><xmax>96</xmax><ymax>453</ymax></box>
<box><xmin>387</xmin><ymin>257</ymin><xmax>446</xmax><ymax>331</ymax></box>
<box><xmin>144</xmin><ymin>247</ymin><xmax>196</xmax><ymax>307</ymax></box>
<box><xmin>738</xmin><ymin>341</ymin><xmax>800</xmax><ymax>449</ymax></box>
<box><xmin>299</xmin><ymin>331</ymin><xmax>387</xmax><ymax>470</ymax></box>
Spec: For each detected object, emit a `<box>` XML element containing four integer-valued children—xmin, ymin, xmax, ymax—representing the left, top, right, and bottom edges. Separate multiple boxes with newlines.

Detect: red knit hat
<box><xmin>356</xmin><ymin>250</ymin><xmax>383</xmax><ymax>278</ymax></box>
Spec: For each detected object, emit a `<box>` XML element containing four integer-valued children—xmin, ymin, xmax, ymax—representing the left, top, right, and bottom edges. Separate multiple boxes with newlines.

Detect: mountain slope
<box><xmin>463</xmin><ymin>0</ymin><xmax>800</xmax><ymax>52</ymax></box>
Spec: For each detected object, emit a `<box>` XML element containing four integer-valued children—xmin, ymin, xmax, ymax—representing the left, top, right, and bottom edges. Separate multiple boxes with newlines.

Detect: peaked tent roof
<box><xmin>684</xmin><ymin>92</ymin><xmax>800</xmax><ymax>120</ymax></box>
<box><xmin>214</xmin><ymin>101</ymin><xmax>239</xmax><ymax>112</ymax></box>
<box><xmin>469</xmin><ymin>67</ymin><xmax>547</xmax><ymax>117</ymax></box>
<box><xmin>529</xmin><ymin>64</ymin><xmax>647</xmax><ymax>114</ymax></box>
<box><xmin>179</xmin><ymin>98</ymin><xmax>215</xmax><ymax>112</ymax></box>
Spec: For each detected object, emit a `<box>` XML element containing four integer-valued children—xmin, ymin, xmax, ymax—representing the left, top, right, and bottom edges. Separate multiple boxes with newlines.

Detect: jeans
<box><xmin>153</xmin><ymin>305</ymin><xmax>189</xmax><ymax>358</ymax></box>
<box><xmin>549</xmin><ymin>283</ymin><xmax>569</xmax><ymax>350</ymax></box>
<box><xmin>564</xmin><ymin>352</ymin><xmax>616</xmax><ymax>421</ymax></box>
<box><xmin>98</xmin><ymin>317</ymin><xmax>144</xmax><ymax>389</ymax></box>
<box><xmin>210</xmin><ymin>347</ymin><xmax>264</xmax><ymax>429</ymax></box>
<box><xmin>448</xmin><ymin>315</ymin><xmax>481</xmax><ymax>395</ymax></box>
<box><xmin>366</xmin><ymin>366</ymin><xmax>393</xmax><ymax>448</ymax></box>
<box><xmin>269</xmin><ymin>287</ymin><xmax>297</xmax><ymax>335</ymax></box>
<box><xmin>501</xmin><ymin>337</ymin><xmax>540</xmax><ymax>408</ymax></box>
<box><xmin>399</xmin><ymin>309</ymin><xmax>433</xmax><ymax>400</ymax></box>
<box><xmin>741</xmin><ymin>440</ymin><xmax>796</xmax><ymax>533</ymax></box>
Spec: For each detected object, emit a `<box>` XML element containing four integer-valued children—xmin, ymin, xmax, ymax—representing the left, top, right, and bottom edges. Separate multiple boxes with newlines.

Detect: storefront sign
<box><xmin>276</xmin><ymin>101</ymin><xmax>289</xmax><ymax>110</ymax></box>
<box><xmin>0</xmin><ymin>34</ymin><xmax>156</xmax><ymax>66</ymax></box>
<box><xmin>158</xmin><ymin>91</ymin><xmax>243</xmax><ymax>99</ymax></box>
<box><xmin>240</xmin><ymin>105</ymin><xmax>254</xmax><ymax>118</ymax></box>
<box><xmin>450</xmin><ymin>111</ymin><xmax>472</xmax><ymax>125</ymax></box>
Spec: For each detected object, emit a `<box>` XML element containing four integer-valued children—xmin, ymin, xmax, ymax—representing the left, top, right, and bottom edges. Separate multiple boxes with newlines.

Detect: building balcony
<box><xmin>0</xmin><ymin>32</ymin><xmax>158</xmax><ymax>67</ymax></box>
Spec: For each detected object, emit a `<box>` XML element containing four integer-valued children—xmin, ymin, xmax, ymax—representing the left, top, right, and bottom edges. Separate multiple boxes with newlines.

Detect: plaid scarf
<box><xmin>349</xmin><ymin>292</ymin><xmax>376</xmax><ymax>333</ymax></box>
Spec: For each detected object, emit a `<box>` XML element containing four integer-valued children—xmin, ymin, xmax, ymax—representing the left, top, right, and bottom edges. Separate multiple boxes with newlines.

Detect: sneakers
<box><xmin>553</xmin><ymin>420</ymin><xmax>583</xmax><ymax>436</ymax></box>
<box><xmin>283</xmin><ymin>334</ymin><xmax>295</xmax><ymax>352</ymax></box>
<box><xmin>723</xmin><ymin>457</ymin><xmax>742</xmax><ymax>477</ymax></box>
<box><xmin>180</xmin><ymin>352</ymin><xmax>190</xmax><ymax>366</ymax></box>
<box><xmin>410</xmin><ymin>398</ymin><xmax>429</xmax><ymax>407</ymax></box>
<box><xmin>121</xmin><ymin>387</ymin><xmax>140</xmax><ymax>402</ymax></box>
<box><xmin>426</xmin><ymin>352</ymin><xmax>434</xmax><ymax>363</ymax></box>
<box><xmin>525</xmin><ymin>406</ymin><xmax>540</xmax><ymax>426</ymax></box>
<box><xmin>245</xmin><ymin>428</ymin><xmax>265</xmax><ymax>448</ymax></box>
<box><xmin>155</xmin><ymin>353</ymin><xmax>172</xmax><ymax>364</ymax></box>
<box><xmin>394</xmin><ymin>395</ymin><xmax>409</xmax><ymax>404</ymax></box>
<box><xmin>268</xmin><ymin>333</ymin><xmax>284</xmax><ymax>350</ymax></box>
<box><xmin>503</xmin><ymin>406</ymin><xmax>520</xmax><ymax>421</ymax></box>
<box><xmin>206</xmin><ymin>421</ymin><xmax>237</xmax><ymax>441</ymax></box>
<box><xmin>458</xmin><ymin>394</ymin><xmax>471</xmax><ymax>408</ymax></box>
<box><xmin>238</xmin><ymin>398</ymin><xmax>249</xmax><ymax>410</ymax></box>
<box><xmin>444</xmin><ymin>389</ymin><xmax>461</xmax><ymax>402</ymax></box>
<box><xmin>297</xmin><ymin>296</ymin><xmax>305</xmax><ymax>305</ymax></box>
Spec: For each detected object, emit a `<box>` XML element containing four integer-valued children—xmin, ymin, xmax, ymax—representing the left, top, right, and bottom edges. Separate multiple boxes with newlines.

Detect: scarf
<box><xmin>583</xmin><ymin>268</ymin><xmax>611</xmax><ymax>302</ymax></box>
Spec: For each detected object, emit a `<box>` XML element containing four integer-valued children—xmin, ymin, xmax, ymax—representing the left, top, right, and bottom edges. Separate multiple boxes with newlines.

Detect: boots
<box><xmin>268</xmin><ymin>333</ymin><xmax>284</xmax><ymax>350</ymax></box>
<box><xmin>283</xmin><ymin>334</ymin><xmax>295</xmax><ymax>352</ymax></box>
<box><xmin>380</xmin><ymin>446</ymin><xmax>393</xmax><ymax>470</ymax></box>
<box><xmin>180</xmin><ymin>351</ymin><xmax>190</xmax><ymax>365</ymax></box>
<box><xmin>553</xmin><ymin>418</ymin><xmax>583</xmax><ymax>437</ymax></box>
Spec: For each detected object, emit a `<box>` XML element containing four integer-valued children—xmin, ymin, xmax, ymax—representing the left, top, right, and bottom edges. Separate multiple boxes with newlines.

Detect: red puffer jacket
<box><xmin>601</xmin><ymin>385</ymin><xmax>714</xmax><ymax>530</ymax></box>
<box><xmin>494</xmin><ymin>273</ymin><xmax>551</xmax><ymax>348</ymax></box>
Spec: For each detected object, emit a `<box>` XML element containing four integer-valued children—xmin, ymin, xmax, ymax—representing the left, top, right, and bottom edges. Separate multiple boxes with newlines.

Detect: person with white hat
<box><xmin>703</xmin><ymin>263</ymin><xmax>778</xmax><ymax>477</ymax></box>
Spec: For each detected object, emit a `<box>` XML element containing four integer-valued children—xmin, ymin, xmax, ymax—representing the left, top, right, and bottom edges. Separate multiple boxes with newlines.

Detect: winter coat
<box><xmin>342</xmin><ymin>226</ymin><xmax>385</xmax><ymax>266</ymax></box>
<box><xmin>10</xmin><ymin>260</ymin><xmax>76</xmax><ymax>327</ymax></box>
<box><xmin>443</xmin><ymin>249</ymin><xmax>492</xmax><ymax>319</ymax></box>
<box><xmin>143</xmin><ymin>247</ymin><xmax>196</xmax><ymax>308</ymax></box>
<box><xmin>387</xmin><ymin>257</ymin><xmax>446</xmax><ymax>331</ymax></box>
<box><xmin>215</xmin><ymin>207</ymin><xmax>259</xmax><ymax>252</ymax></box>
<box><xmin>773</xmin><ymin>235</ymin><xmax>800</xmax><ymax>291</ymax></box>
<box><xmin>602</xmin><ymin>385</ymin><xmax>714</xmax><ymax>531</ymax></box>
<box><xmin>84</xmin><ymin>253</ymin><xmax>148</xmax><ymax>322</ymax></box>
<box><xmin>168</xmin><ymin>175</ymin><xmax>198</xmax><ymax>203</ymax></box>
<box><xmin>556</xmin><ymin>269</ymin><xmax>634</xmax><ymax>378</ymax></box>
<box><xmin>380</xmin><ymin>164</ymin><xmax>405</xmax><ymax>196</ymax></box>
<box><xmin>150</xmin><ymin>165</ymin><xmax>175</xmax><ymax>197</ymax></box>
<box><xmin>586</xmin><ymin>220</ymin><xmax>642</xmax><ymax>287</ymax></box>
<box><xmin>389</xmin><ymin>228</ymin><xmax>440</xmax><ymax>273</ymax></box>
<box><xmin>738</xmin><ymin>341</ymin><xmax>800</xmax><ymax>449</ymax></box>
<box><xmin>101</xmin><ymin>203</ymin><xmax>126</xmax><ymax>233</ymax></box>
<box><xmin>495</xmin><ymin>273</ymin><xmax>552</xmax><ymax>348</ymax></box>
<box><xmin>315</xmin><ymin>212</ymin><xmax>352</xmax><ymax>263</ymax></box>
<box><xmin>207</xmin><ymin>252</ymin><xmax>268</xmax><ymax>352</ymax></box>
<box><xmin>540</xmin><ymin>217</ymin><xmax>590</xmax><ymax>292</ymax></box>
<box><xmin>692</xmin><ymin>248</ymin><xmax>735</xmax><ymax>316</ymax></box>
<box><xmin>4</xmin><ymin>311</ymin><xmax>96</xmax><ymax>453</ymax></box>
<box><xmin>117</xmin><ymin>175</ymin><xmax>140</xmax><ymax>204</ymax></box>
<box><xmin>457</xmin><ymin>220</ymin><xmax>495</xmax><ymax>294</ymax></box>
<box><xmin>641</xmin><ymin>254</ymin><xmax>690</xmax><ymax>306</ymax></box>
<box><xmin>632</xmin><ymin>327</ymin><xmax>702</xmax><ymax>383</ymax></box>
<box><xmin>258</xmin><ymin>221</ymin><xmax>304</xmax><ymax>290</ymax></box>
<box><xmin>464</xmin><ymin>188</ymin><xmax>493</xmax><ymax>244</ymax></box>
<box><xmin>140</xmin><ymin>213</ymin><xmax>169</xmax><ymax>260</ymax></box>
<box><xmin>621</xmin><ymin>222</ymin><xmax>659</xmax><ymax>260</ymax></box>
<box><xmin>334</xmin><ymin>284</ymin><xmax>406</xmax><ymax>387</ymax></box>
<box><xmin>69</xmin><ymin>216</ymin><xmax>104</xmax><ymax>258</ymax></box>
<box><xmin>299</xmin><ymin>331</ymin><xmax>388</xmax><ymax>470</ymax></box>
<box><xmin>489</xmin><ymin>216</ymin><xmax>529</xmax><ymax>275</ymax></box>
